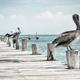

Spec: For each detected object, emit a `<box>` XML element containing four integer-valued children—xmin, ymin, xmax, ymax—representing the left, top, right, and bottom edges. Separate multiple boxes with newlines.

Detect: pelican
<box><xmin>12</xmin><ymin>27</ymin><xmax>21</xmax><ymax>38</ymax></box>
<box><xmin>12</xmin><ymin>27</ymin><xmax>21</xmax><ymax>48</ymax></box>
<box><xmin>52</xmin><ymin>14</ymin><xmax>80</xmax><ymax>50</ymax></box>
<box><xmin>5</xmin><ymin>33</ymin><xmax>12</xmax><ymax>37</ymax></box>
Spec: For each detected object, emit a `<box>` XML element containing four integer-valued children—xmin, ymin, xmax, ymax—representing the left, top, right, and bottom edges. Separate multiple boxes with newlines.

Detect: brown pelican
<box><xmin>4</xmin><ymin>33</ymin><xmax>13</xmax><ymax>47</ymax></box>
<box><xmin>5</xmin><ymin>27</ymin><xmax>21</xmax><ymax>47</ymax></box>
<box><xmin>5</xmin><ymin>27</ymin><xmax>21</xmax><ymax>38</ymax></box>
<box><xmin>52</xmin><ymin>14</ymin><xmax>80</xmax><ymax>51</ymax></box>
<box><xmin>12</xmin><ymin>27</ymin><xmax>21</xmax><ymax>48</ymax></box>
<box><xmin>12</xmin><ymin>27</ymin><xmax>21</xmax><ymax>38</ymax></box>
<box><xmin>5</xmin><ymin>33</ymin><xmax>13</xmax><ymax>37</ymax></box>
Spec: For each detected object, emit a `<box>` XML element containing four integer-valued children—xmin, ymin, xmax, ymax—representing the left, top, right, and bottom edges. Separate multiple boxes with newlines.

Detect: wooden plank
<box><xmin>0</xmin><ymin>42</ymin><xmax>80</xmax><ymax>80</ymax></box>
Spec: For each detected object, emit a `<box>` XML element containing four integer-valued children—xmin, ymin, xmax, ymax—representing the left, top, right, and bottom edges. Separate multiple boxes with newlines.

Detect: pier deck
<box><xmin>0</xmin><ymin>41</ymin><xmax>80</xmax><ymax>80</ymax></box>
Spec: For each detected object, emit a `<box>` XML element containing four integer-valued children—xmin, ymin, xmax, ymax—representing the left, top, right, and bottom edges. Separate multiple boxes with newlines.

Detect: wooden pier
<box><xmin>0</xmin><ymin>41</ymin><xmax>80</xmax><ymax>80</ymax></box>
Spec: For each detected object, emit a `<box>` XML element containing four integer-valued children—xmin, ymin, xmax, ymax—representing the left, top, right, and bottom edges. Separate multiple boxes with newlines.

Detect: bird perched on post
<box><xmin>12</xmin><ymin>27</ymin><xmax>21</xmax><ymax>48</ymax></box>
<box><xmin>52</xmin><ymin>14</ymin><xmax>80</xmax><ymax>51</ymax></box>
<box><xmin>12</xmin><ymin>27</ymin><xmax>21</xmax><ymax>38</ymax></box>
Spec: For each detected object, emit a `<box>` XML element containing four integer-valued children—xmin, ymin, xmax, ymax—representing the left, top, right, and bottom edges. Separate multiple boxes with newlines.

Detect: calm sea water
<box><xmin>20</xmin><ymin>35</ymin><xmax>80</xmax><ymax>62</ymax></box>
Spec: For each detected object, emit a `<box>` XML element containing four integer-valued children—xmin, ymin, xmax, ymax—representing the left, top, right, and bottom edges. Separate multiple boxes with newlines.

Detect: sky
<box><xmin>0</xmin><ymin>0</ymin><xmax>80</xmax><ymax>35</ymax></box>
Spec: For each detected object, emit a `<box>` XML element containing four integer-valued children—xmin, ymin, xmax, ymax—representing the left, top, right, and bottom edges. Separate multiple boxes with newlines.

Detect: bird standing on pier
<box><xmin>5</xmin><ymin>33</ymin><xmax>12</xmax><ymax>37</ymax></box>
<box><xmin>12</xmin><ymin>27</ymin><xmax>21</xmax><ymax>48</ymax></box>
<box><xmin>4</xmin><ymin>32</ymin><xmax>13</xmax><ymax>47</ymax></box>
<box><xmin>52</xmin><ymin>14</ymin><xmax>80</xmax><ymax>51</ymax></box>
<box><xmin>12</xmin><ymin>27</ymin><xmax>21</xmax><ymax>38</ymax></box>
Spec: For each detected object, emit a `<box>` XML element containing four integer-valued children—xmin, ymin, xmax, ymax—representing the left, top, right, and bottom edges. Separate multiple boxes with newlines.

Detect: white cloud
<box><xmin>0</xmin><ymin>12</ymin><xmax>77</xmax><ymax>34</ymax></box>
<box><xmin>0</xmin><ymin>0</ymin><xmax>79</xmax><ymax>35</ymax></box>
<box><xmin>35</xmin><ymin>11</ymin><xmax>71</xmax><ymax>20</ymax></box>
<box><xmin>35</xmin><ymin>11</ymin><xmax>64</xmax><ymax>21</ymax></box>
<box><xmin>10</xmin><ymin>14</ymin><xmax>26</xmax><ymax>25</ymax></box>
<box><xmin>36</xmin><ymin>11</ymin><xmax>53</xmax><ymax>19</ymax></box>
<box><xmin>34</xmin><ymin>0</ymin><xmax>49</xmax><ymax>4</ymax></box>
<box><xmin>35</xmin><ymin>11</ymin><xmax>65</xmax><ymax>20</ymax></box>
<box><xmin>0</xmin><ymin>14</ymin><xmax>27</xmax><ymax>34</ymax></box>
<box><xmin>56</xmin><ymin>11</ymin><xmax>63</xmax><ymax>16</ymax></box>
<box><xmin>0</xmin><ymin>14</ymin><xmax>4</xmax><ymax>20</ymax></box>
<box><xmin>34</xmin><ymin>11</ymin><xmax>76</xmax><ymax>34</ymax></box>
<box><xmin>9</xmin><ymin>14</ymin><xmax>27</xmax><ymax>32</ymax></box>
<box><xmin>10</xmin><ymin>14</ymin><xmax>25</xmax><ymax>20</ymax></box>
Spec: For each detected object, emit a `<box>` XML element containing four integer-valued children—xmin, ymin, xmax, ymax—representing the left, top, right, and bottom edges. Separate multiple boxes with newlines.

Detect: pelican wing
<box><xmin>52</xmin><ymin>31</ymin><xmax>76</xmax><ymax>47</ymax></box>
<box><xmin>60</xmin><ymin>30</ymin><xmax>76</xmax><ymax>36</ymax></box>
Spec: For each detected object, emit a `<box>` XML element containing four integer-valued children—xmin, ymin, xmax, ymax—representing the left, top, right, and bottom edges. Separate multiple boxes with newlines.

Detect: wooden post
<box><xmin>32</xmin><ymin>44</ymin><xmax>37</xmax><ymax>55</ymax></box>
<box><xmin>0</xmin><ymin>36</ymin><xmax>1</xmax><ymax>41</ymax></box>
<box><xmin>0</xmin><ymin>37</ymin><xmax>2</xmax><ymax>41</ymax></box>
<box><xmin>16</xmin><ymin>39</ymin><xmax>19</xmax><ymax>49</ymax></box>
<box><xmin>7</xmin><ymin>37</ymin><xmax>11</xmax><ymax>47</ymax></box>
<box><xmin>3</xmin><ymin>37</ymin><xmax>6</xmax><ymax>42</ymax></box>
<box><xmin>22</xmin><ymin>39</ymin><xmax>27</xmax><ymax>51</ymax></box>
<box><xmin>47</xmin><ymin>43</ymin><xmax>54</xmax><ymax>61</ymax></box>
<box><xmin>1</xmin><ymin>36</ymin><xmax>4</xmax><ymax>42</ymax></box>
<box><xmin>66</xmin><ymin>50</ymin><xmax>79</xmax><ymax>69</ymax></box>
<box><xmin>10</xmin><ymin>38</ymin><xmax>13</xmax><ymax>47</ymax></box>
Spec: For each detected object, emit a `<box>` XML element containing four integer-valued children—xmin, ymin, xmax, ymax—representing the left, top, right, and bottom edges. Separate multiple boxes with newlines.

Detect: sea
<box><xmin>19</xmin><ymin>34</ymin><xmax>80</xmax><ymax>63</ymax></box>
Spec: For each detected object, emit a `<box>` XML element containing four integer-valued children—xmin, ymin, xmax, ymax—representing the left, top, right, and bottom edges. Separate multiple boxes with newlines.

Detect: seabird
<box><xmin>5</xmin><ymin>33</ymin><xmax>13</xmax><ymax>37</ymax></box>
<box><xmin>52</xmin><ymin>14</ymin><xmax>80</xmax><ymax>50</ymax></box>
<box><xmin>12</xmin><ymin>27</ymin><xmax>21</xmax><ymax>38</ymax></box>
<box><xmin>5</xmin><ymin>27</ymin><xmax>21</xmax><ymax>38</ymax></box>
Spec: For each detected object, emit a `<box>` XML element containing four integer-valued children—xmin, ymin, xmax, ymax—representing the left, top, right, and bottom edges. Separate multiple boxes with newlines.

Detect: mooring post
<box><xmin>0</xmin><ymin>36</ymin><xmax>3</xmax><ymax>41</ymax></box>
<box><xmin>15</xmin><ymin>39</ymin><xmax>19</xmax><ymax>49</ymax></box>
<box><xmin>32</xmin><ymin>44</ymin><xmax>37</xmax><ymax>55</ymax></box>
<box><xmin>22</xmin><ymin>38</ymin><xmax>27</xmax><ymax>51</ymax></box>
<box><xmin>47</xmin><ymin>43</ymin><xmax>54</xmax><ymax>61</ymax></box>
<box><xmin>0</xmin><ymin>36</ymin><xmax>1</xmax><ymax>41</ymax></box>
<box><xmin>7</xmin><ymin>37</ymin><xmax>11</xmax><ymax>47</ymax></box>
<box><xmin>3</xmin><ymin>36</ymin><xmax>6</xmax><ymax>42</ymax></box>
<box><xmin>0</xmin><ymin>36</ymin><xmax>2</xmax><ymax>41</ymax></box>
<box><xmin>66</xmin><ymin>50</ymin><xmax>79</xmax><ymax>69</ymax></box>
<box><xmin>10</xmin><ymin>38</ymin><xmax>13</xmax><ymax>47</ymax></box>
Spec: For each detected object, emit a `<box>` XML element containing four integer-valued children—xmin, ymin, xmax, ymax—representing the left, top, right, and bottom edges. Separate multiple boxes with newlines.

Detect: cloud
<box><xmin>0</xmin><ymin>14</ymin><xmax>27</xmax><ymax>34</ymax></box>
<box><xmin>56</xmin><ymin>12</ymin><xmax>63</xmax><ymax>16</ymax></box>
<box><xmin>35</xmin><ymin>11</ymin><xmax>64</xmax><ymax>20</ymax></box>
<box><xmin>36</xmin><ymin>11</ymin><xmax>53</xmax><ymax>19</ymax></box>
<box><xmin>9</xmin><ymin>14</ymin><xmax>26</xmax><ymax>26</ymax></box>
<box><xmin>10</xmin><ymin>14</ymin><xmax>25</xmax><ymax>20</ymax></box>
<box><xmin>0</xmin><ymin>14</ymin><xmax>4</xmax><ymax>20</ymax></box>
<box><xmin>35</xmin><ymin>10</ymin><xmax>70</xmax><ymax>19</ymax></box>
<box><xmin>0</xmin><ymin>11</ymin><xmax>77</xmax><ymax>34</ymax></box>
<box><xmin>34</xmin><ymin>11</ymin><xmax>76</xmax><ymax>34</ymax></box>
<box><xmin>34</xmin><ymin>0</ymin><xmax>49</xmax><ymax>4</ymax></box>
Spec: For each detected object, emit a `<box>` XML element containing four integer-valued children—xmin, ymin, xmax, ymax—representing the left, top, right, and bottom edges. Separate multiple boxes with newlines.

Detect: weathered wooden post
<box><xmin>66</xmin><ymin>50</ymin><xmax>79</xmax><ymax>69</ymax></box>
<box><xmin>1</xmin><ymin>36</ymin><xmax>4</xmax><ymax>42</ymax></box>
<box><xmin>32</xmin><ymin>44</ymin><xmax>37</xmax><ymax>55</ymax></box>
<box><xmin>10</xmin><ymin>38</ymin><xmax>13</xmax><ymax>47</ymax></box>
<box><xmin>22</xmin><ymin>38</ymin><xmax>27</xmax><ymax>51</ymax></box>
<box><xmin>3</xmin><ymin>36</ymin><xmax>6</xmax><ymax>42</ymax></box>
<box><xmin>47</xmin><ymin>43</ymin><xmax>54</xmax><ymax>61</ymax></box>
<box><xmin>15</xmin><ymin>39</ymin><xmax>19</xmax><ymax>49</ymax></box>
<box><xmin>0</xmin><ymin>36</ymin><xmax>1</xmax><ymax>41</ymax></box>
<box><xmin>7</xmin><ymin>37</ymin><xmax>11</xmax><ymax>47</ymax></box>
<box><xmin>1</xmin><ymin>36</ymin><xmax>2</xmax><ymax>41</ymax></box>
